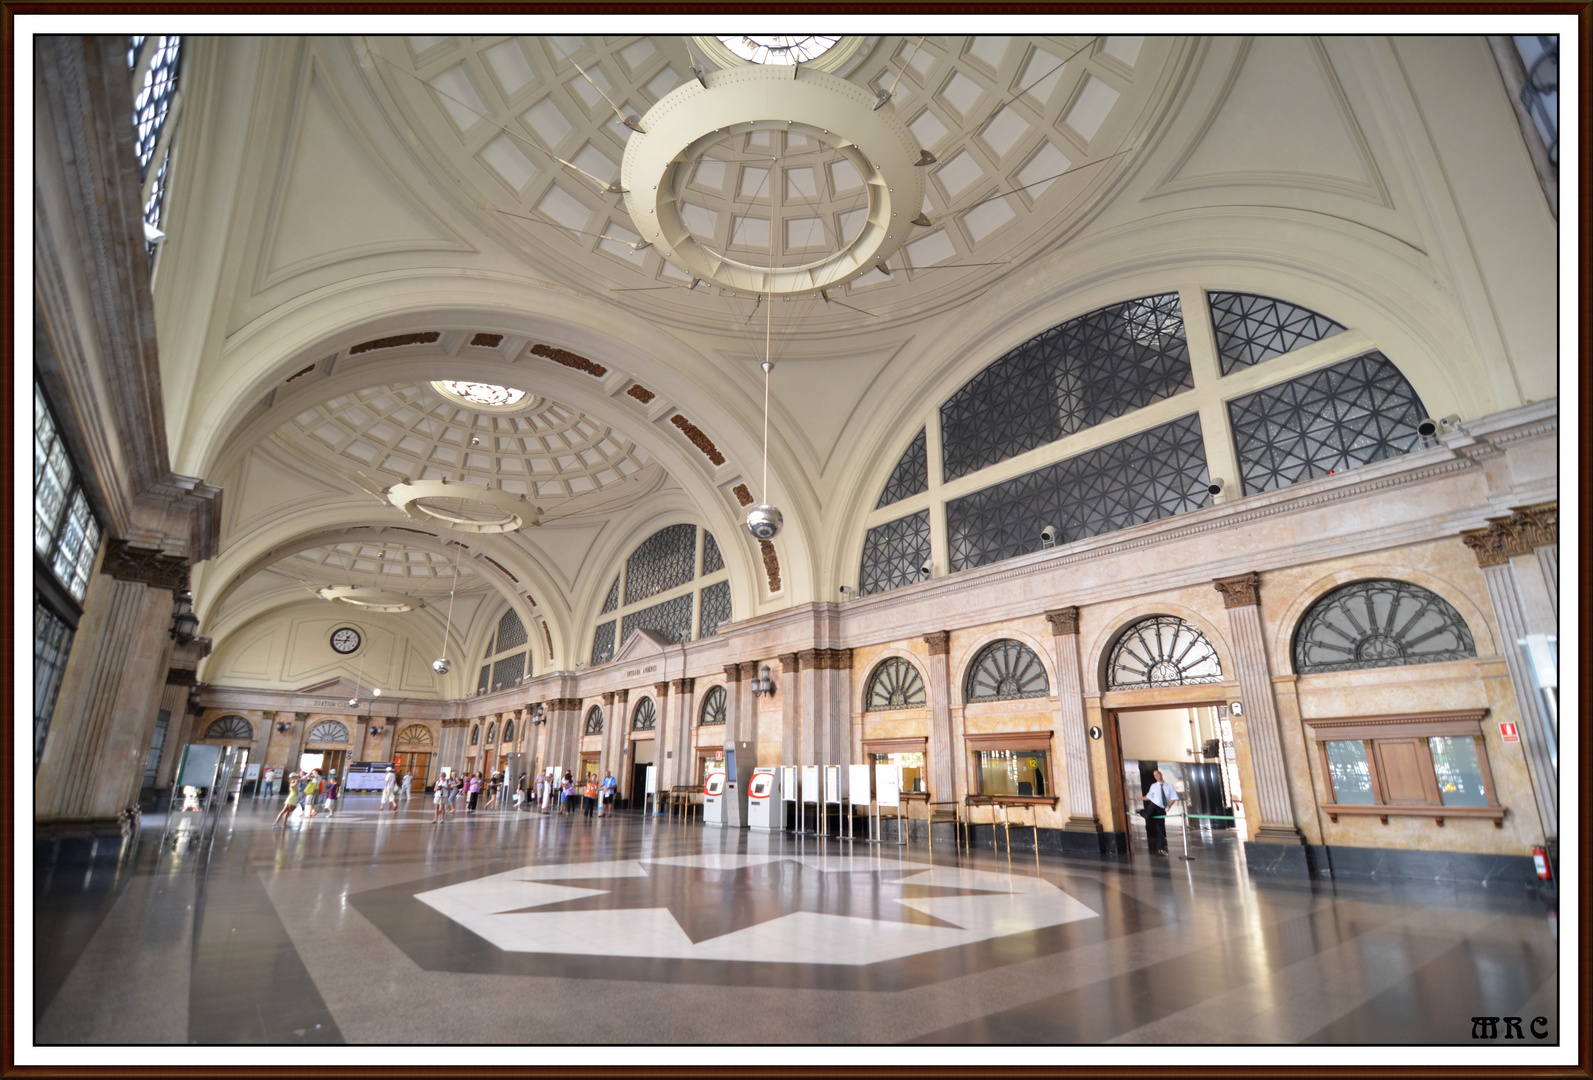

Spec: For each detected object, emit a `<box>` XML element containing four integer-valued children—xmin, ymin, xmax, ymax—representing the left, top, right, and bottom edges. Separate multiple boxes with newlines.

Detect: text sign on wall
<box><xmin>1499</xmin><ymin>721</ymin><xmax>1520</xmax><ymax>743</ymax></box>
<box><xmin>875</xmin><ymin>764</ymin><xmax>900</xmax><ymax>809</ymax></box>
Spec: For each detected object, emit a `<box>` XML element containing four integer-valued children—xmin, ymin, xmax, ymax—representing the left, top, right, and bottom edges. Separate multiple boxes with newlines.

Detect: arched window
<box><xmin>205</xmin><ymin>715</ymin><xmax>252</xmax><ymax>741</ymax></box>
<box><xmin>592</xmin><ymin>524</ymin><xmax>732</xmax><ymax>665</ymax></box>
<box><xmin>965</xmin><ymin>640</ymin><xmax>1049</xmax><ymax>702</ymax></box>
<box><xmin>585</xmin><ymin>706</ymin><xmax>605</xmax><ymax>735</ymax></box>
<box><xmin>1293</xmin><ymin>580</ymin><xmax>1476</xmax><ymax>674</ymax></box>
<box><xmin>396</xmin><ymin>724</ymin><xmax>433</xmax><ymax>746</ymax></box>
<box><xmin>306</xmin><ymin>720</ymin><xmax>349</xmax><ymax>744</ymax></box>
<box><xmin>631</xmin><ymin>696</ymin><xmax>657</xmax><ymax>731</ymax></box>
<box><xmin>865</xmin><ymin>658</ymin><xmax>927</xmax><ymax>710</ymax></box>
<box><xmin>485</xmin><ymin>722</ymin><xmax>497</xmax><ymax>744</ymax></box>
<box><xmin>470</xmin><ymin>724</ymin><xmax>480</xmax><ymax>745</ymax></box>
<box><xmin>699</xmin><ymin>685</ymin><xmax>727</xmax><ymax>726</ymax></box>
<box><xmin>1106</xmin><ymin>616</ymin><xmax>1223</xmax><ymax>689</ymax></box>
<box><xmin>503</xmin><ymin>720</ymin><xmax>515</xmax><ymax>742</ymax></box>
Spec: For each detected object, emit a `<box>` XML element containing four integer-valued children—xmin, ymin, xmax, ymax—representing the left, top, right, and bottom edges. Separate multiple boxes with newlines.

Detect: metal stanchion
<box><xmin>1179</xmin><ymin>804</ymin><xmax>1192</xmax><ymax>861</ymax></box>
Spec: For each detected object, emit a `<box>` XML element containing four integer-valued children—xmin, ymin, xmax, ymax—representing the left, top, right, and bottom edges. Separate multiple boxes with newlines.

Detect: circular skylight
<box><xmin>434</xmin><ymin>380</ymin><xmax>527</xmax><ymax>407</ymax></box>
<box><xmin>716</xmin><ymin>36</ymin><xmax>839</xmax><ymax>66</ymax></box>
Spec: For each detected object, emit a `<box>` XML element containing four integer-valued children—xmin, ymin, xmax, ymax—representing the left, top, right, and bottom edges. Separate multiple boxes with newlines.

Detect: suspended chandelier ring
<box><xmin>622</xmin><ymin>65</ymin><xmax>925</xmax><ymax>296</ymax></box>
<box><xmin>386</xmin><ymin>479</ymin><xmax>536</xmax><ymax>533</ymax></box>
<box><xmin>317</xmin><ymin>586</ymin><xmax>422</xmax><ymax>612</ymax></box>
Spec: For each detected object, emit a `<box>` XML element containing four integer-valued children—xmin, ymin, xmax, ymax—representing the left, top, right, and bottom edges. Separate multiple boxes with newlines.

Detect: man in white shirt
<box><xmin>1143</xmin><ymin>770</ymin><xmax>1179</xmax><ymax>856</ymax></box>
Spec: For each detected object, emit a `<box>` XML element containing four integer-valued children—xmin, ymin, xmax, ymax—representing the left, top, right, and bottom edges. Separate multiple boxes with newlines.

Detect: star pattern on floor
<box><xmin>495</xmin><ymin>858</ymin><xmax>1005</xmax><ymax>944</ymax></box>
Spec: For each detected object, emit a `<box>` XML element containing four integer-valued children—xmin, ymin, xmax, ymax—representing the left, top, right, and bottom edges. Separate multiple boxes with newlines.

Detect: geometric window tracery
<box><xmin>205</xmin><ymin>715</ymin><xmax>253</xmax><ymax>741</ymax></box>
<box><xmin>585</xmin><ymin>706</ymin><xmax>605</xmax><ymax>735</ymax></box>
<box><xmin>940</xmin><ymin>293</ymin><xmax>1191</xmax><ymax>481</ymax></box>
<box><xmin>632</xmin><ymin>696</ymin><xmax>657</xmax><ymax>731</ymax></box>
<box><xmin>590</xmin><ymin>621</ymin><xmax>617</xmax><ymax>666</ymax></box>
<box><xmin>964</xmin><ymin>640</ymin><xmax>1049</xmax><ymax>702</ymax></box>
<box><xmin>699</xmin><ymin>684</ymin><xmax>727</xmax><ymax>726</ymax></box>
<box><xmin>698</xmin><ymin>580</ymin><xmax>732</xmax><ymax>638</ymax></box>
<box><xmin>130</xmin><ymin>36</ymin><xmax>182</xmax><ymax>255</ymax></box>
<box><xmin>1207</xmin><ymin>292</ymin><xmax>1345</xmax><ymax>375</ymax></box>
<box><xmin>877</xmin><ymin>428</ymin><xmax>929</xmax><ymax>508</ymax></box>
<box><xmin>946</xmin><ymin>415</ymin><xmax>1209</xmax><ymax>572</ymax></box>
<box><xmin>865</xmin><ymin>657</ymin><xmax>927</xmax><ymax>710</ymax></box>
<box><xmin>494</xmin><ymin>609</ymin><xmax>527</xmax><ymax>652</ymax></box>
<box><xmin>1106</xmin><ymin>616</ymin><xmax>1223</xmax><ymax>690</ymax></box>
<box><xmin>490</xmin><ymin>652</ymin><xmax>525</xmax><ymax>690</ymax></box>
<box><xmin>601</xmin><ymin>574</ymin><xmax>621</xmax><ymax>614</ymax></box>
<box><xmin>621</xmin><ymin>594</ymin><xmax>694</xmax><ymax>646</ymax></box>
<box><xmin>1228</xmin><ymin>351</ymin><xmax>1427</xmax><ymax>496</ymax></box>
<box><xmin>1293</xmin><ymin>580</ymin><xmax>1476</xmax><ymax>675</ymax></box>
<box><xmin>625</xmin><ymin>524</ymin><xmax>697</xmax><ymax>605</ymax></box>
<box><xmin>477</xmin><ymin>665</ymin><xmax>491</xmax><ymax>696</ymax></box>
<box><xmin>860</xmin><ymin>510</ymin><xmax>932</xmax><ymax>596</ymax></box>
<box><xmin>702</xmin><ymin>531</ymin><xmax>725</xmax><ymax>574</ymax></box>
<box><xmin>306</xmin><ymin>721</ymin><xmax>350</xmax><ymax>744</ymax></box>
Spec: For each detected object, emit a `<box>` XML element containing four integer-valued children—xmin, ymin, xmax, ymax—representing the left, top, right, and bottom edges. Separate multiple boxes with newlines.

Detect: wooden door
<box><xmin>1106</xmin><ymin>710</ymin><xmax>1132</xmax><ymax>855</ymax></box>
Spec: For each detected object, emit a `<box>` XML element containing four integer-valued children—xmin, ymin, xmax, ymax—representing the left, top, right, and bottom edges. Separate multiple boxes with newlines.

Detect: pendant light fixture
<box><xmin>745</xmin><ymin>229</ymin><xmax>784</xmax><ymax>541</ymax></box>
<box><xmin>432</xmin><ymin>541</ymin><xmax>464</xmax><ymax>675</ymax></box>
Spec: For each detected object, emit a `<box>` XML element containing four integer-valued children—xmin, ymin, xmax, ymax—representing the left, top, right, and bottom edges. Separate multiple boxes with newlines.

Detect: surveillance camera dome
<box><xmin>745</xmin><ymin>503</ymin><xmax>784</xmax><ymax>541</ymax></box>
<box><xmin>1207</xmin><ymin>479</ymin><xmax>1225</xmax><ymax>496</ymax></box>
<box><xmin>1416</xmin><ymin>417</ymin><xmax>1439</xmax><ymax>437</ymax></box>
<box><xmin>432</xmin><ymin>657</ymin><xmax>452</xmax><ymax>675</ymax></box>
<box><xmin>1040</xmin><ymin>525</ymin><xmax>1058</xmax><ymax>541</ymax></box>
<box><xmin>348</xmin><ymin>697</ymin><xmax>359</xmax><ymax>708</ymax></box>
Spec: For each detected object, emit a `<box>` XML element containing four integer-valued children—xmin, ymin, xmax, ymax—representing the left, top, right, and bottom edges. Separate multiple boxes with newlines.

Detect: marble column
<box><xmin>669</xmin><ymin>678</ymin><xmax>695</xmax><ymax>795</ymax></box>
<box><xmin>438</xmin><ymin>719</ymin><xmax>467</xmax><ymax>776</ymax></box>
<box><xmin>597</xmin><ymin>691</ymin><xmax>616</xmax><ymax>780</ymax></box>
<box><xmin>796</xmin><ymin>652</ymin><xmax>819</xmax><ymax>766</ymax></box>
<box><xmin>823</xmin><ymin>649</ymin><xmax>854</xmax><ymax>769</ymax></box>
<box><xmin>1462</xmin><ymin>509</ymin><xmax>1559</xmax><ymax>842</ymax></box>
<box><xmin>609</xmin><ymin>690</ymin><xmax>629</xmax><ymax>797</ymax></box>
<box><xmin>1045</xmin><ymin>607</ymin><xmax>1100</xmax><ymax>831</ymax></box>
<box><xmin>923</xmin><ymin>631</ymin><xmax>954</xmax><ymax>800</ymax></box>
<box><xmin>1212</xmin><ymin>573</ymin><xmax>1302</xmax><ymax>845</ymax></box>
<box><xmin>778</xmin><ymin>652</ymin><xmax>800</xmax><ymax>765</ymax></box>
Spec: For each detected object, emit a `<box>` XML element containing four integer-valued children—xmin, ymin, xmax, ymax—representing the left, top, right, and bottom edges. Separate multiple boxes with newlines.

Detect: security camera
<box><xmin>920</xmin><ymin>559</ymin><xmax>933</xmax><ymax>578</ymax></box>
<box><xmin>1039</xmin><ymin>525</ymin><xmax>1058</xmax><ymax>548</ymax></box>
<box><xmin>1416</xmin><ymin>417</ymin><xmax>1439</xmax><ymax>438</ymax></box>
<box><xmin>839</xmin><ymin>585</ymin><xmax>855</xmax><ymax>597</ymax></box>
<box><xmin>1441</xmin><ymin>414</ymin><xmax>1462</xmax><ymax>433</ymax></box>
<box><xmin>1207</xmin><ymin>479</ymin><xmax>1225</xmax><ymax>496</ymax></box>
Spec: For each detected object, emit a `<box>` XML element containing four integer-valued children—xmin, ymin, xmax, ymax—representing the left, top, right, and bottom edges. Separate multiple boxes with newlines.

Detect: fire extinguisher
<box><xmin>1532</xmin><ymin>846</ymin><xmax>1553</xmax><ymax>881</ymax></box>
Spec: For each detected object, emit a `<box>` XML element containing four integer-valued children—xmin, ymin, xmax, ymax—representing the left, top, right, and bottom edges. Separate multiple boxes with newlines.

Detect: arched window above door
<box><xmin>470</xmin><ymin>724</ymin><xmax>480</xmax><ymax>745</ymax></box>
<box><xmin>1293</xmin><ymin>580</ymin><xmax>1476</xmax><ymax>674</ymax></box>
<box><xmin>699</xmin><ymin>685</ymin><xmax>727</xmax><ymax>726</ymax></box>
<box><xmin>965</xmin><ymin>640</ymin><xmax>1049</xmax><ymax>702</ymax></box>
<box><xmin>585</xmin><ymin>706</ymin><xmax>605</xmax><ymax>735</ymax></box>
<box><xmin>306</xmin><ymin>720</ymin><xmax>349</xmax><ymax>744</ymax></box>
<box><xmin>205</xmin><ymin>715</ymin><xmax>252</xmax><ymax>741</ymax></box>
<box><xmin>395</xmin><ymin>724</ymin><xmax>433</xmax><ymax>745</ymax></box>
<box><xmin>485</xmin><ymin>722</ymin><xmax>497</xmax><ymax>743</ymax></box>
<box><xmin>865</xmin><ymin>657</ymin><xmax>927</xmax><ymax>710</ymax></box>
<box><xmin>631</xmin><ymin>697</ymin><xmax>657</xmax><ymax>731</ymax></box>
<box><xmin>1106</xmin><ymin>616</ymin><xmax>1223</xmax><ymax>690</ymax></box>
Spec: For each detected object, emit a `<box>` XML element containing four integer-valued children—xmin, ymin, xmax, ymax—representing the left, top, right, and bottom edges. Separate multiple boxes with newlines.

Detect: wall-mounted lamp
<box><xmin>275</xmin><ymin>721</ymin><xmax>292</xmax><ymax>734</ymax></box>
<box><xmin>169</xmin><ymin>592</ymin><xmax>199</xmax><ymax>645</ymax></box>
<box><xmin>751</xmin><ymin>664</ymin><xmax>777</xmax><ymax>697</ymax></box>
<box><xmin>530</xmin><ymin>703</ymin><xmax>546</xmax><ymax>725</ymax></box>
<box><xmin>369</xmin><ymin>726</ymin><xmax>385</xmax><ymax>737</ymax></box>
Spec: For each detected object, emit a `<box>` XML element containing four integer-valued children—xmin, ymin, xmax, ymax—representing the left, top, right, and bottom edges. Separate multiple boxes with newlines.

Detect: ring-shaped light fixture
<box><xmin>622</xmin><ymin>66</ymin><xmax>925</xmax><ymax>296</ymax></box>
<box><xmin>386</xmin><ymin>479</ymin><xmax>537</xmax><ymax>533</ymax></box>
<box><xmin>317</xmin><ymin>586</ymin><xmax>423</xmax><ymax>612</ymax></box>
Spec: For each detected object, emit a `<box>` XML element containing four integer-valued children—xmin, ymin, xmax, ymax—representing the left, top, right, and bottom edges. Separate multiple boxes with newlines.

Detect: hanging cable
<box><xmin>433</xmin><ymin>540</ymin><xmax>464</xmax><ymax>674</ymax></box>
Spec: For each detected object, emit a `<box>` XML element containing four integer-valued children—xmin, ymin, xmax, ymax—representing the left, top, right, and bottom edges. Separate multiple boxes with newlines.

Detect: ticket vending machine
<box><xmin>781</xmin><ymin>766</ymin><xmax>798</xmax><ymax>831</ymax></box>
<box><xmin>747</xmin><ymin>768</ymin><xmax>779</xmax><ymax>831</ymax></box>
<box><xmin>721</xmin><ymin>741</ymin><xmax>755</xmax><ymax>827</ymax></box>
<box><xmin>702</xmin><ymin>768</ymin><xmax>727</xmax><ymax>826</ymax></box>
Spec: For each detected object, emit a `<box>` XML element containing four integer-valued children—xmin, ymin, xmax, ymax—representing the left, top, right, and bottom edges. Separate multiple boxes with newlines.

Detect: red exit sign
<box><xmin>1499</xmin><ymin>722</ymin><xmax>1520</xmax><ymax>743</ymax></box>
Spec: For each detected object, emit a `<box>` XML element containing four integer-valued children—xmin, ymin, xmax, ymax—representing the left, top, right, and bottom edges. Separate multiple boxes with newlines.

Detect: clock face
<box><xmin>331</xmin><ymin>627</ymin><xmax>362</xmax><ymax>654</ymax></box>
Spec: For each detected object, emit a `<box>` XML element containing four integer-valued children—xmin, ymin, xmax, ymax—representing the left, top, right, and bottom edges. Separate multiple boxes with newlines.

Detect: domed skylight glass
<box><xmin>716</xmin><ymin>36</ymin><xmax>840</xmax><ymax>65</ymax></box>
<box><xmin>433</xmin><ymin>380</ymin><xmax>527</xmax><ymax>408</ymax></box>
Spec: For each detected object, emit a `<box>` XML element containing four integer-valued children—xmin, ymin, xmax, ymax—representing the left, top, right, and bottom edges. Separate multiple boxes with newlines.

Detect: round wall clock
<box><xmin>330</xmin><ymin>627</ymin><xmax>362</xmax><ymax>654</ymax></box>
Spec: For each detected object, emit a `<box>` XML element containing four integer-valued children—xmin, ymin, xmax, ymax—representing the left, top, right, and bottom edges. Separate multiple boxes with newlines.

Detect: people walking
<box><xmin>599</xmin><ymin>770</ymin><xmax>617</xmax><ymax>817</ymax></box>
<box><xmin>380</xmin><ymin>766</ymin><xmax>398</xmax><ymax>812</ymax></box>
<box><xmin>561</xmin><ymin>771</ymin><xmax>576</xmax><ymax>814</ymax></box>
<box><xmin>322</xmin><ymin>772</ymin><xmax>339</xmax><ymax>817</ymax></box>
<box><xmin>433</xmin><ymin>775</ymin><xmax>447</xmax><ymax>823</ymax></box>
<box><xmin>467</xmin><ymin>772</ymin><xmax>482</xmax><ymax>812</ymax></box>
<box><xmin>533</xmin><ymin>771</ymin><xmax>546</xmax><ymax>813</ymax></box>
<box><xmin>271</xmin><ymin>771</ymin><xmax>300</xmax><ymax>828</ymax></box>
<box><xmin>301</xmin><ymin>771</ymin><xmax>320</xmax><ymax>819</ymax></box>
<box><xmin>400</xmin><ymin>771</ymin><xmax>413</xmax><ymax>803</ymax></box>
<box><xmin>583</xmin><ymin>774</ymin><xmax>599</xmax><ymax>818</ymax></box>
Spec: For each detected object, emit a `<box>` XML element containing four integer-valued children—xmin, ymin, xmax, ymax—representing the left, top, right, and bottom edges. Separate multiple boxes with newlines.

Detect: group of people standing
<box><xmin>524</xmin><ymin>769</ymin><xmax>617</xmax><ymax>818</ymax></box>
<box><xmin>270</xmin><ymin>769</ymin><xmax>339</xmax><ymax>828</ymax></box>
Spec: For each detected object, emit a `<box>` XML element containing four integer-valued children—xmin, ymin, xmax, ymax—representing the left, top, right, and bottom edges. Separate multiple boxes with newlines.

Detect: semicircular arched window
<box><xmin>866</xmin><ymin>657</ymin><xmax>927</xmax><ymax>710</ymax></box>
<box><xmin>585</xmin><ymin>706</ymin><xmax>605</xmax><ymax>735</ymax></box>
<box><xmin>1107</xmin><ymin>616</ymin><xmax>1223</xmax><ymax>690</ymax></box>
<box><xmin>503</xmin><ymin>720</ymin><xmax>515</xmax><ymax>742</ymax></box>
<box><xmin>395</xmin><ymin>724</ymin><xmax>433</xmax><ymax>745</ymax></box>
<box><xmin>631</xmin><ymin>696</ymin><xmax>657</xmax><ymax>731</ymax></box>
<box><xmin>306</xmin><ymin>720</ymin><xmax>349</xmax><ymax>744</ymax></box>
<box><xmin>965</xmin><ymin>640</ymin><xmax>1049</xmax><ymax>702</ymax></box>
<box><xmin>470</xmin><ymin>724</ymin><xmax>480</xmax><ymax>745</ymax></box>
<box><xmin>485</xmin><ymin>722</ymin><xmax>497</xmax><ymax>744</ymax></box>
<box><xmin>1293</xmin><ymin>580</ymin><xmax>1477</xmax><ymax>674</ymax></box>
<box><xmin>205</xmin><ymin>715</ymin><xmax>252</xmax><ymax>741</ymax></box>
<box><xmin>699</xmin><ymin>685</ymin><xmax>727</xmax><ymax>726</ymax></box>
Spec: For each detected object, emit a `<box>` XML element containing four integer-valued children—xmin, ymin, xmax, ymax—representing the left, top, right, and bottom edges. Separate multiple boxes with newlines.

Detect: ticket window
<box><xmin>871</xmin><ymin>751</ymin><xmax>924</xmax><ymax>794</ymax></box>
<box><xmin>977</xmin><ymin>749</ymin><xmax>1049</xmax><ymax>797</ymax></box>
<box><xmin>580</xmin><ymin>754</ymin><xmax>600</xmax><ymax>782</ymax></box>
<box><xmin>697</xmin><ymin>750</ymin><xmax>725</xmax><ymax>787</ymax></box>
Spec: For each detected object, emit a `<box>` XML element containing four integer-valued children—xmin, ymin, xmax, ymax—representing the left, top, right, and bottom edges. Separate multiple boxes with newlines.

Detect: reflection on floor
<box><xmin>33</xmin><ymin>795</ymin><xmax>1558</xmax><ymax>1047</ymax></box>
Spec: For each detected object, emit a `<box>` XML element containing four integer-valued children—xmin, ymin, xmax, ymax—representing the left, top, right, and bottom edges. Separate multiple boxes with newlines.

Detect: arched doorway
<box><xmin>393</xmin><ymin>724</ymin><xmax>435</xmax><ymax>791</ymax></box>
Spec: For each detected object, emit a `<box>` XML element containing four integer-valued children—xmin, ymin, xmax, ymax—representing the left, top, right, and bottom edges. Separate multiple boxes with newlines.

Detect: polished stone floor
<box><xmin>31</xmin><ymin>794</ymin><xmax>1560</xmax><ymax>1054</ymax></box>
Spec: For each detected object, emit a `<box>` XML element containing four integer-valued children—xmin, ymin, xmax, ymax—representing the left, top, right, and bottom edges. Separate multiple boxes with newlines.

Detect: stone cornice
<box><xmin>670</xmin><ymin>677</ymin><xmax>694</xmax><ymax>693</ymax></box>
<box><xmin>1213</xmin><ymin>572</ymin><xmax>1261</xmax><ymax>609</ymax></box>
<box><xmin>923</xmin><ymin>631</ymin><xmax>951</xmax><ymax>655</ymax></box>
<box><xmin>1044</xmin><ymin>608</ymin><xmax>1080</xmax><ymax>636</ymax></box>
<box><xmin>102</xmin><ymin>538</ymin><xmax>190</xmax><ymax>590</ymax></box>
<box><xmin>723</xmin><ymin>664</ymin><xmax>742</xmax><ymax>682</ymax></box>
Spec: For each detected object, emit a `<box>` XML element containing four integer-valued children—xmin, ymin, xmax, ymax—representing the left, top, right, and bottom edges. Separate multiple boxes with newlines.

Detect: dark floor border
<box><xmin>1247</xmin><ymin>840</ymin><xmax>1542</xmax><ymax>887</ymax></box>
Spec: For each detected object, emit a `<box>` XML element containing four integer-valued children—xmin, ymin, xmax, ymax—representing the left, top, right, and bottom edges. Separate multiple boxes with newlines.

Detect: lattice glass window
<box><xmin>485</xmin><ymin>722</ymin><xmax>497</xmax><ymax>743</ymax></box>
<box><xmin>965</xmin><ymin>640</ymin><xmax>1049</xmax><ymax>702</ymax></box>
<box><xmin>625</xmin><ymin>524</ymin><xmax>697</xmax><ymax>604</ymax></box>
<box><xmin>132</xmin><ymin>36</ymin><xmax>181</xmax><ymax>177</ymax></box>
<box><xmin>494</xmin><ymin>609</ymin><xmax>527</xmax><ymax>652</ymax></box>
<box><xmin>504</xmin><ymin>720</ymin><xmax>515</xmax><ymax>742</ymax></box>
<box><xmin>700</xmin><ymin>685</ymin><xmax>727</xmax><ymax>725</ymax></box>
<box><xmin>698</xmin><ymin>580</ymin><xmax>732</xmax><ymax>638</ymax></box>
<box><xmin>1293</xmin><ymin>580</ymin><xmax>1476</xmax><ymax>674</ymax></box>
<box><xmin>1229</xmin><ymin>351</ymin><xmax>1427</xmax><ymax>496</ymax></box>
<box><xmin>601</xmin><ymin>574</ymin><xmax>621</xmax><ymax>614</ymax></box>
<box><xmin>477</xmin><ymin>665</ymin><xmax>490</xmax><ymax>695</ymax></box>
<box><xmin>35</xmin><ymin>384</ymin><xmax>102</xmax><ymax>602</ymax></box>
<box><xmin>142</xmin><ymin>710</ymin><xmax>170</xmax><ymax>794</ymax></box>
<box><xmin>590</xmin><ymin>621</ymin><xmax>616</xmax><ymax>666</ymax></box>
<box><xmin>307</xmin><ymin>721</ymin><xmax>349</xmax><ymax>743</ymax></box>
<box><xmin>702</xmin><ymin>531</ymin><xmax>725</xmax><ymax>574</ymax></box>
<box><xmin>205</xmin><ymin>715</ymin><xmax>253</xmax><ymax>741</ymax></box>
<box><xmin>859</xmin><ymin>510</ymin><xmax>932</xmax><ymax>596</ymax></box>
<box><xmin>940</xmin><ymin>294</ymin><xmax>1191</xmax><ymax>481</ymax></box>
<box><xmin>946</xmin><ymin>415</ymin><xmax>1209</xmax><ymax>572</ymax></box>
<box><xmin>491</xmin><ymin>652</ymin><xmax>525</xmax><ymax>689</ymax></box>
<box><xmin>1107</xmin><ymin>616</ymin><xmax>1223</xmax><ymax>689</ymax></box>
<box><xmin>585</xmin><ymin>706</ymin><xmax>605</xmax><ymax>735</ymax></box>
<box><xmin>877</xmin><ymin>428</ymin><xmax>929</xmax><ymax>508</ymax></box>
<box><xmin>631</xmin><ymin>696</ymin><xmax>657</xmax><ymax>731</ymax></box>
<box><xmin>1207</xmin><ymin>292</ymin><xmax>1345</xmax><ymax>375</ymax></box>
<box><xmin>35</xmin><ymin>599</ymin><xmax>73</xmax><ymax>772</ymax></box>
<box><xmin>865</xmin><ymin>657</ymin><xmax>927</xmax><ymax>710</ymax></box>
<box><xmin>621</xmin><ymin>594</ymin><xmax>694</xmax><ymax>645</ymax></box>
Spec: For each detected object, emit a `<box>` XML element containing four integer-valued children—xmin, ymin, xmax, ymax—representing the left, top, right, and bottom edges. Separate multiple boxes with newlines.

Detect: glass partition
<box><xmin>976</xmin><ymin>749</ymin><xmax>1049</xmax><ymax>797</ymax></box>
